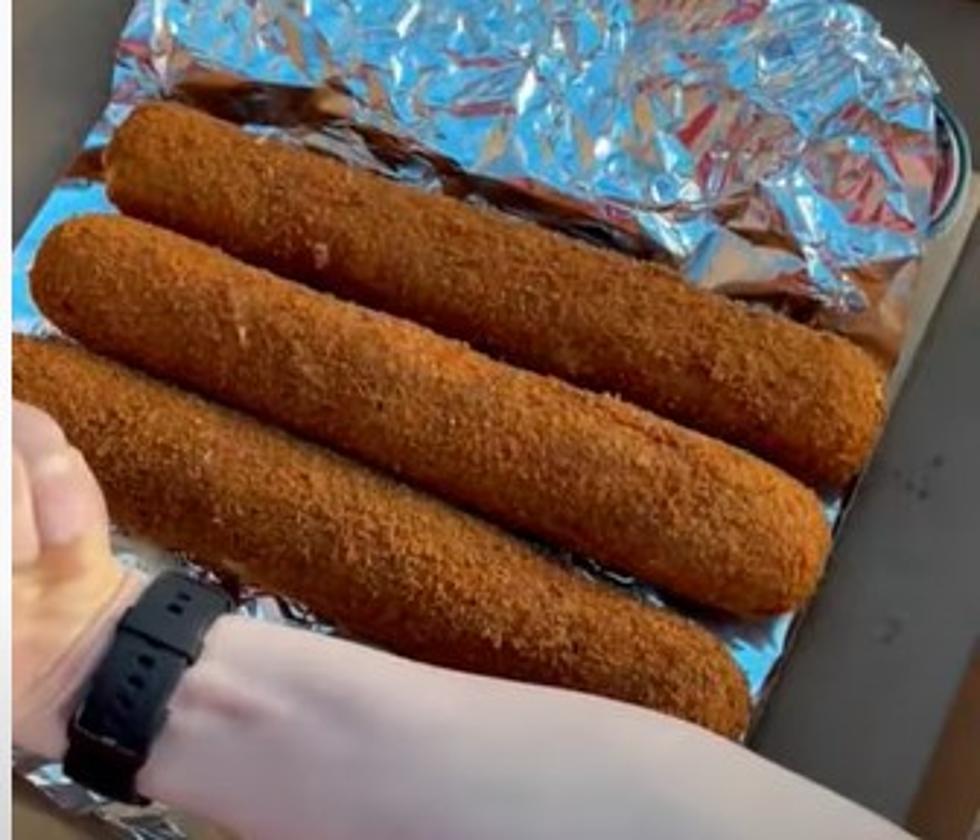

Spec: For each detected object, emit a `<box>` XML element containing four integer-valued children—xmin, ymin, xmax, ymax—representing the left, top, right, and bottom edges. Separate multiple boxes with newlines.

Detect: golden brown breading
<box><xmin>105</xmin><ymin>102</ymin><xmax>886</xmax><ymax>489</ymax></box>
<box><xmin>13</xmin><ymin>335</ymin><xmax>750</xmax><ymax>737</ymax></box>
<box><xmin>34</xmin><ymin>214</ymin><xmax>831</xmax><ymax>616</ymax></box>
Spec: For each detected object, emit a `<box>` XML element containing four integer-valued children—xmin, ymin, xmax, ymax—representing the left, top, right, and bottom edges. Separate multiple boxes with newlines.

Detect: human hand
<box><xmin>13</xmin><ymin>400</ymin><xmax>139</xmax><ymax>759</ymax></box>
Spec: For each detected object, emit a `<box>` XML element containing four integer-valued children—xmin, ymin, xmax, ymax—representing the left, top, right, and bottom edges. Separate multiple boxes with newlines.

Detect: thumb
<box><xmin>13</xmin><ymin>401</ymin><xmax>109</xmax><ymax>572</ymax></box>
<box><xmin>13</xmin><ymin>449</ymin><xmax>40</xmax><ymax>568</ymax></box>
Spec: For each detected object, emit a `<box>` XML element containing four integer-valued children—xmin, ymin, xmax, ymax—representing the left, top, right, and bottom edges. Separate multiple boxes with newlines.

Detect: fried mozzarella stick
<box><xmin>13</xmin><ymin>335</ymin><xmax>750</xmax><ymax>736</ymax></box>
<box><xmin>34</xmin><ymin>215</ymin><xmax>831</xmax><ymax>616</ymax></box>
<box><xmin>105</xmin><ymin>102</ymin><xmax>885</xmax><ymax>489</ymax></box>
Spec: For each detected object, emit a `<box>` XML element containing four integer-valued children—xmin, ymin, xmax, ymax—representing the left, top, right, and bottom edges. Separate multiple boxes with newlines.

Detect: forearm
<box><xmin>16</xmin><ymin>574</ymin><xmax>909</xmax><ymax>840</ymax></box>
<box><xmin>137</xmin><ymin>616</ymin><xmax>908</xmax><ymax>840</ymax></box>
<box><xmin>137</xmin><ymin>616</ymin><xmax>446</xmax><ymax>839</ymax></box>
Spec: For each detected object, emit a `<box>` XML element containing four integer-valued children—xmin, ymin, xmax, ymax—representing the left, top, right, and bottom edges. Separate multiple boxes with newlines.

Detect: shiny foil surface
<box><xmin>10</xmin><ymin>1</ymin><xmax>967</xmax><ymax>835</ymax></box>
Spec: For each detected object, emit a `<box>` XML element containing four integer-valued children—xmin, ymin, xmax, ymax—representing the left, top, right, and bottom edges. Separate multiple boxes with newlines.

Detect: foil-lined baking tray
<box><xmin>11</xmin><ymin>0</ymin><xmax>970</xmax><ymax>835</ymax></box>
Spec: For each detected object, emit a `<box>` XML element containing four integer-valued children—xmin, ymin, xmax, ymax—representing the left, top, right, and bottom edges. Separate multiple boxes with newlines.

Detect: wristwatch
<box><xmin>63</xmin><ymin>571</ymin><xmax>234</xmax><ymax>804</ymax></box>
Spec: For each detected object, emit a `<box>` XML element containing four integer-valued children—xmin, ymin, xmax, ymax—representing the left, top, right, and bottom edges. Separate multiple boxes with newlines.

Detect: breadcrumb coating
<box><xmin>13</xmin><ymin>335</ymin><xmax>750</xmax><ymax>736</ymax></box>
<box><xmin>105</xmin><ymin>102</ymin><xmax>886</xmax><ymax>489</ymax></box>
<box><xmin>34</xmin><ymin>214</ymin><xmax>830</xmax><ymax>616</ymax></box>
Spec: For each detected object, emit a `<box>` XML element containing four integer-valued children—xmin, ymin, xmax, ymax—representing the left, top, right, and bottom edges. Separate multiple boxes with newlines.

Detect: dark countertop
<box><xmin>14</xmin><ymin>0</ymin><xmax>980</xmax><ymax>831</ymax></box>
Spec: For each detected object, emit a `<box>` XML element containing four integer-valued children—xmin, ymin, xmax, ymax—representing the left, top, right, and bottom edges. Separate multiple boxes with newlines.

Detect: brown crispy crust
<box><xmin>34</xmin><ymin>214</ymin><xmax>830</xmax><ymax>616</ymax></box>
<box><xmin>13</xmin><ymin>335</ymin><xmax>750</xmax><ymax>736</ymax></box>
<box><xmin>105</xmin><ymin>102</ymin><xmax>886</xmax><ymax>489</ymax></box>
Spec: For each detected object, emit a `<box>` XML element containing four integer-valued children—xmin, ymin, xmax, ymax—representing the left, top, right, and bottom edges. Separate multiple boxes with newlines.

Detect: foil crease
<box><xmin>10</xmin><ymin>1</ymin><xmax>964</xmax><ymax>836</ymax></box>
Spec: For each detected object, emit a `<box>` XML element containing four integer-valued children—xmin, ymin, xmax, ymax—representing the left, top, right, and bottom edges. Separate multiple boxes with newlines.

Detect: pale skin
<box><xmin>13</xmin><ymin>399</ymin><xmax>910</xmax><ymax>840</ymax></box>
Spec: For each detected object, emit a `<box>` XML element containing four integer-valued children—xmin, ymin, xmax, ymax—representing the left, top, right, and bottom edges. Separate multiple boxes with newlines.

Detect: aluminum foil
<box><xmin>10</xmin><ymin>0</ymin><xmax>968</xmax><ymax>836</ymax></box>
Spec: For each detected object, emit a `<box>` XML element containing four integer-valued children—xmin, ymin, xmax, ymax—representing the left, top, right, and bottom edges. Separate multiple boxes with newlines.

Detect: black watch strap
<box><xmin>64</xmin><ymin>571</ymin><xmax>234</xmax><ymax>804</ymax></box>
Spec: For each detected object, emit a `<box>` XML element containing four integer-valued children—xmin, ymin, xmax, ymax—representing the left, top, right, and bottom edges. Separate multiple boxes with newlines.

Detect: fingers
<box><xmin>13</xmin><ymin>450</ymin><xmax>40</xmax><ymax>568</ymax></box>
<box><xmin>13</xmin><ymin>400</ymin><xmax>109</xmax><ymax>553</ymax></box>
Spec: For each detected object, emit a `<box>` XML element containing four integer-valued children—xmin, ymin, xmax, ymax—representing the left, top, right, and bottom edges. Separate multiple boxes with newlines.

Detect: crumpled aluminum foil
<box><xmin>10</xmin><ymin>0</ymin><xmax>967</xmax><ymax>836</ymax></box>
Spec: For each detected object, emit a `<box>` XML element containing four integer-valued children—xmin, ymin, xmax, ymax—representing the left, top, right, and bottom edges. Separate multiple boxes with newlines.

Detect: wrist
<box><xmin>135</xmin><ymin>614</ymin><xmax>275</xmax><ymax>830</ymax></box>
<box><xmin>134</xmin><ymin>617</ymin><xmax>418</xmax><ymax>837</ymax></box>
<box><xmin>13</xmin><ymin>570</ymin><xmax>146</xmax><ymax>760</ymax></box>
